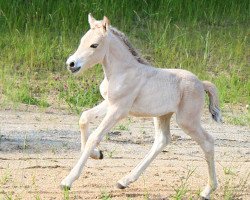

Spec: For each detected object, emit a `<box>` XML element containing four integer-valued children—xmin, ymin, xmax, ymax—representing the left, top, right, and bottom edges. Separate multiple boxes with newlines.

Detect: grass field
<box><xmin>0</xmin><ymin>0</ymin><xmax>249</xmax><ymax>124</ymax></box>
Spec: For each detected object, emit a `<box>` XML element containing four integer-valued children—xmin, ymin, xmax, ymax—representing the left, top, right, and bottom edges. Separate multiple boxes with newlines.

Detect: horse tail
<box><xmin>203</xmin><ymin>81</ymin><xmax>222</xmax><ymax>123</ymax></box>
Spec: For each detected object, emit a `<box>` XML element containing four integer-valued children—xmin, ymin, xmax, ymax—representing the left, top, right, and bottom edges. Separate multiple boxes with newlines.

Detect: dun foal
<box><xmin>61</xmin><ymin>14</ymin><xmax>221</xmax><ymax>199</ymax></box>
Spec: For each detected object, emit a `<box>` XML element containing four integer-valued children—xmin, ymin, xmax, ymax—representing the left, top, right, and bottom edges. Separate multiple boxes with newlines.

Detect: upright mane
<box><xmin>110</xmin><ymin>27</ymin><xmax>149</xmax><ymax>65</ymax></box>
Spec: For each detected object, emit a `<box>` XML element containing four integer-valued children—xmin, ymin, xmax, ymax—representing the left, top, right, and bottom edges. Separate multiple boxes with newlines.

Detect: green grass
<box><xmin>116</xmin><ymin>124</ymin><xmax>129</xmax><ymax>131</ymax></box>
<box><xmin>100</xmin><ymin>190</ymin><xmax>112</xmax><ymax>200</ymax></box>
<box><xmin>221</xmin><ymin>167</ymin><xmax>250</xmax><ymax>200</ymax></box>
<box><xmin>0</xmin><ymin>0</ymin><xmax>249</xmax><ymax>121</ymax></box>
<box><xmin>63</xmin><ymin>188</ymin><xmax>70</xmax><ymax>200</ymax></box>
<box><xmin>107</xmin><ymin>148</ymin><xmax>116</xmax><ymax>158</ymax></box>
<box><xmin>171</xmin><ymin>168</ymin><xmax>197</xmax><ymax>200</ymax></box>
<box><xmin>224</xmin><ymin>111</ymin><xmax>250</xmax><ymax>126</ymax></box>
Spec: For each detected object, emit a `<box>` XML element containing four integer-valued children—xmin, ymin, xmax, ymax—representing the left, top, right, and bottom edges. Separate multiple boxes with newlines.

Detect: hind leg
<box><xmin>176</xmin><ymin>113</ymin><xmax>218</xmax><ymax>199</ymax></box>
<box><xmin>117</xmin><ymin>113</ymin><xmax>172</xmax><ymax>189</ymax></box>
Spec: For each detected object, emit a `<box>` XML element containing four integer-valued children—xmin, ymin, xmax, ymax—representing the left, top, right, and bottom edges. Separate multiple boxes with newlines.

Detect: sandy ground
<box><xmin>0</xmin><ymin>109</ymin><xmax>249</xmax><ymax>200</ymax></box>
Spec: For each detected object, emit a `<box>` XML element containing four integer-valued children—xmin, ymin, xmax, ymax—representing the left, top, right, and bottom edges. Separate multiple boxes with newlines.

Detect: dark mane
<box><xmin>110</xmin><ymin>27</ymin><xmax>149</xmax><ymax>65</ymax></box>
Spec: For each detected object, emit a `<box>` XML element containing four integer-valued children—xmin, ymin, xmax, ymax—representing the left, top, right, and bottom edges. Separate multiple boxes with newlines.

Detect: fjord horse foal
<box><xmin>61</xmin><ymin>14</ymin><xmax>221</xmax><ymax>200</ymax></box>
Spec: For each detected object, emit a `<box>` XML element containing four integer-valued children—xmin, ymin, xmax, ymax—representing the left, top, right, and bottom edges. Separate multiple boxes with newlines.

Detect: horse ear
<box><xmin>102</xmin><ymin>16</ymin><xmax>110</xmax><ymax>32</ymax></box>
<box><xmin>88</xmin><ymin>13</ymin><xmax>96</xmax><ymax>27</ymax></box>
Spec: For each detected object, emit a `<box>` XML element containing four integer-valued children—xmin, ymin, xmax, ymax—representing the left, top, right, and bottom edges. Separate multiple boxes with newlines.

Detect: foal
<box><xmin>61</xmin><ymin>14</ymin><xmax>221</xmax><ymax>200</ymax></box>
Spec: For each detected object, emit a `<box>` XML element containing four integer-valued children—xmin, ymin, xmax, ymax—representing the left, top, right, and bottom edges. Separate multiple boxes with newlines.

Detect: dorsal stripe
<box><xmin>110</xmin><ymin>27</ymin><xmax>149</xmax><ymax>65</ymax></box>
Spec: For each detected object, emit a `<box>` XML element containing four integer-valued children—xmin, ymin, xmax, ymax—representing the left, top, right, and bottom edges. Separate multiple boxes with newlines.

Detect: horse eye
<box><xmin>90</xmin><ymin>43</ymin><xmax>98</xmax><ymax>48</ymax></box>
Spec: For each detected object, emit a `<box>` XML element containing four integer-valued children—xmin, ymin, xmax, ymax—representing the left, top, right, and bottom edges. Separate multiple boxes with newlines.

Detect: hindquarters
<box><xmin>177</xmin><ymin>78</ymin><xmax>205</xmax><ymax>125</ymax></box>
<box><xmin>176</xmin><ymin>77</ymin><xmax>221</xmax><ymax>125</ymax></box>
<box><xmin>175</xmin><ymin>79</ymin><xmax>218</xmax><ymax>199</ymax></box>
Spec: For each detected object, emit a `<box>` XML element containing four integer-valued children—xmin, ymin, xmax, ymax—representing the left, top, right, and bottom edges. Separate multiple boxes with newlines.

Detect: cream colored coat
<box><xmin>61</xmin><ymin>14</ymin><xmax>221</xmax><ymax>200</ymax></box>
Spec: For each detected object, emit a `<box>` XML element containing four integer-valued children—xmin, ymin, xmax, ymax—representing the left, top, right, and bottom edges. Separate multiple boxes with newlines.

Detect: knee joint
<box><xmin>79</xmin><ymin>112</ymin><xmax>90</xmax><ymax>126</ymax></box>
<box><xmin>204</xmin><ymin>141</ymin><xmax>214</xmax><ymax>154</ymax></box>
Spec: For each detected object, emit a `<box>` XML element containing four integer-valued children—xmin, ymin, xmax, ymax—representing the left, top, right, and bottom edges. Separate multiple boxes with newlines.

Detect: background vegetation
<box><xmin>0</xmin><ymin>0</ymin><xmax>249</xmax><ymax>123</ymax></box>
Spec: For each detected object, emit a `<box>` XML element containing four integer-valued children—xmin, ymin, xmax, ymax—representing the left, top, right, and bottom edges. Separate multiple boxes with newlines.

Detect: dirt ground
<box><xmin>0</xmin><ymin>109</ymin><xmax>249</xmax><ymax>200</ymax></box>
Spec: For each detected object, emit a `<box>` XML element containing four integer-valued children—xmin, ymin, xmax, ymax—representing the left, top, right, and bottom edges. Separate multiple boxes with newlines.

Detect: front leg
<box><xmin>79</xmin><ymin>100</ymin><xmax>107</xmax><ymax>159</ymax></box>
<box><xmin>61</xmin><ymin>106</ymin><xmax>127</xmax><ymax>189</ymax></box>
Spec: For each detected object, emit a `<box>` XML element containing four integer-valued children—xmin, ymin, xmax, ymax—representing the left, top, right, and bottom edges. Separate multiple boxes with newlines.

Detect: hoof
<box><xmin>60</xmin><ymin>184</ymin><xmax>71</xmax><ymax>191</ymax></box>
<box><xmin>99</xmin><ymin>150</ymin><xmax>104</xmax><ymax>159</ymax></box>
<box><xmin>200</xmin><ymin>197</ymin><xmax>209</xmax><ymax>200</ymax></box>
<box><xmin>90</xmin><ymin>149</ymin><xmax>104</xmax><ymax>159</ymax></box>
<box><xmin>116</xmin><ymin>182</ymin><xmax>126</xmax><ymax>189</ymax></box>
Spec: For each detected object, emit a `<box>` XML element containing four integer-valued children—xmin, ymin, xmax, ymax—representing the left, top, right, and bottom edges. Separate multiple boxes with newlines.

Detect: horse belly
<box><xmin>129</xmin><ymin>87</ymin><xmax>180</xmax><ymax>117</ymax></box>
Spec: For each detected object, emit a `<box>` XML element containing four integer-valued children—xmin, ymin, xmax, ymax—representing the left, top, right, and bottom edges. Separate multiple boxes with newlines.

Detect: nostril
<box><xmin>69</xmin><ymin>62</ymin><xmax>75</xmax><ymax>68</ymax></box>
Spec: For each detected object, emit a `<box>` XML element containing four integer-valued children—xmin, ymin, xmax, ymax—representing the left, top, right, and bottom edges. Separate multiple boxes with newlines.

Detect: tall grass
<box><xmin>0</xmin><ymin>0</ymin><xmax>249</xmax><ymax>114</ymax></box>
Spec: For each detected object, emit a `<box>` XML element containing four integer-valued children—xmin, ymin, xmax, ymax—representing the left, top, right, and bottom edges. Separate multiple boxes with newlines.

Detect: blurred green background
<box><xmin>0</xmin><ymin>0</ymin><xmax>249</xmax><ymax>123</ymax></box>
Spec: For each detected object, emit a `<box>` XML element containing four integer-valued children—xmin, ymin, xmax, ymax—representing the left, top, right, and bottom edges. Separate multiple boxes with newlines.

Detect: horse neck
<box><xmin>102</xmin><ymin>33</ymin><xmax>138</xmax><ymax>80</ymax></box>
